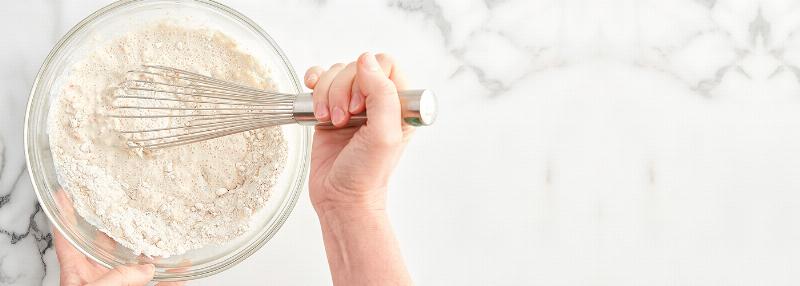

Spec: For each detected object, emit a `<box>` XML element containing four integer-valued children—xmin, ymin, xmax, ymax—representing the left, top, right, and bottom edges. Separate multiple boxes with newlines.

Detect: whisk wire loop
<box><xmin>110</xmin><ymin>65</ymin><xmax>296</xmax><ymax>149</ymax></box>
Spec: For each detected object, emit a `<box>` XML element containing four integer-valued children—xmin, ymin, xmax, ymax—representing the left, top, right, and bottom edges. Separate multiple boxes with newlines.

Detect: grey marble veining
<box><xmin>5</xmin><ymin>0</ymin><xmax>800</xmax><ymax>285</ymax></box>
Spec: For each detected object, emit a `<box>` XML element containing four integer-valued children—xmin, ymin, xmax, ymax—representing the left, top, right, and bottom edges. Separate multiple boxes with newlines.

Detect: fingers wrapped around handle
<box><xmin>355</xmin><ymin>52</ymin><xmax>403</xmax><ymax>141</ymax></box>
<box><xmin>301</xmin><ymin>53</ymin><xmax>434</xmax><ymax>128</ymax></box>
<box><xmin>311</xmin><ymin>63</ymin><xmax>347</xmax><ymax>122</ymax></box>
<box><xmin>327</xmin><ymin>63</ymin><xmax>357</xmax><ymax>127</ymax></box>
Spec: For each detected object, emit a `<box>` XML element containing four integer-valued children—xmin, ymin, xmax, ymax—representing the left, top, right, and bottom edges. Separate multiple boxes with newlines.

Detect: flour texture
<box><xmin>48</xmin><ymin>23</ymin><xmax>288</xmax><ymax>257</ymax></box>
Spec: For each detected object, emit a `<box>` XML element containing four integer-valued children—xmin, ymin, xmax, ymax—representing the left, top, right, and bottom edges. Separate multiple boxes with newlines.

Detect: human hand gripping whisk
<box><xmin>103</xmin><ymin>52</ymin><xmax>424</xmax><ymax>285</ymax></box>
<box><xmin>110</xmin><ymin>56</ymin><xmax>437</xmax><ymax>149</ymax></box>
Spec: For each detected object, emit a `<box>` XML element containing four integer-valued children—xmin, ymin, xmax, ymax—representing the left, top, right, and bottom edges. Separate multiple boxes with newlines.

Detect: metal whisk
<box><xmin>110</xmin><ymin>65</ymin><xmax>437</xmax><ymax>149</ymax></box>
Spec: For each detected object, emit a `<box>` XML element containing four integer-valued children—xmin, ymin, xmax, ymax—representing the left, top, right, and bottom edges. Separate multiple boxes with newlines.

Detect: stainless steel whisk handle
<box><xmin>292</xmin><ymin>89</ymin><xmax>438</xmax><ymax>127</ymax></box>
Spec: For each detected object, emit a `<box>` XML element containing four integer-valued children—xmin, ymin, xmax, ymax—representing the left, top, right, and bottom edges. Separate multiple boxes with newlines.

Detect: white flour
<box><xmin>48</xmin><ymin>23</ymin><xmax>287</xmax><ymax>257</ymax></box>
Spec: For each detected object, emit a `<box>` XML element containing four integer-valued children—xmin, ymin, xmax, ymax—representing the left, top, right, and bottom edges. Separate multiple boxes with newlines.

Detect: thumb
<box><xmin>356</xmin><ymin>52</ymin><xmax>402</xmax><ymax>133</ymax></box>
<box><xmin>87</xmin><ymin>264</ymin><xmax>154</xmax><ymax>286</ymax></box>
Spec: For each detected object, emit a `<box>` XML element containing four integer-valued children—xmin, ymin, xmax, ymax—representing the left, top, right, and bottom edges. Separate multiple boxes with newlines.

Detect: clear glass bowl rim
<box><xmin>24</xmin><ymin>0</ymin><xmax>311</xmax><ymax>281</ymax></box>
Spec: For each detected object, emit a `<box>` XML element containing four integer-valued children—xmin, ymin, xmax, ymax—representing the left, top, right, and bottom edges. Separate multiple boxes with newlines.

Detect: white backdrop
<box><xmin>2</xmin><ymin>0</ymin><xmax>800</xmax><ymax>285</ymax></box>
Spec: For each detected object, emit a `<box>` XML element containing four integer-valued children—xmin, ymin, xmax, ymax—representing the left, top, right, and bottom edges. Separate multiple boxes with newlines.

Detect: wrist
<box><xmin>314</xmin><ymin>202</ymin><xmax>387</xmax><ymax>222</ymax></box>
<box><xmin>317</xmin><ymin>207</ymin><xmax>389</xmax><ymax>237</ymax></box>
<box><xmin>311</xmin><ymin>185</ymin><xmax>388</xmax><ymax>219</ymax></box>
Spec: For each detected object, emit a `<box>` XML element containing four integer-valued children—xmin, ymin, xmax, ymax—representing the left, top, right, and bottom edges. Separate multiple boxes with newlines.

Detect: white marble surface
<box><xmin>4</xmin><ymin>0</ymin><xmax>800</xmax><ymax>285</ymax></box>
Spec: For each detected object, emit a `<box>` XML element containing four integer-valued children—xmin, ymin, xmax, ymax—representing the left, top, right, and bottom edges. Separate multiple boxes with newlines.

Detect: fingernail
<box><xmin>349</xmin><ymin>95</ymin><xmax>361</xmax><ymax>112</ymax></box>
<box><xmin>315</xmin><ymin>103</ymin><xmax>328</xmax><ymax>119</ymax></box>
<box><xmin>306</xmin><ymin>73</ymin><xmax>317</xmax><ymax>84</ymax></box>
<box><xmin>332</xmin><ymin>106</ymin><xmax>345</xmax><ymax>125</ymax></box>
<box><xmin>363</xmin><ymin>53</ymin><xmax>380</xmax><ymax>72</ymax></box>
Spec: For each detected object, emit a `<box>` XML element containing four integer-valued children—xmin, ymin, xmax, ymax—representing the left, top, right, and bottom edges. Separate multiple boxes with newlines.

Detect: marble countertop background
<box><xmin>4</xmin><ymin>0</ymin><xmax>800</xmax><ymax>285</ymax></box>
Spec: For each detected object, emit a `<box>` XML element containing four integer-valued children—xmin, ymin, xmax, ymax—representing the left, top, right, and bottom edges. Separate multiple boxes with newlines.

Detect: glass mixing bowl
<box><xmin>24</xmin><ymin>0</ymin><xmax>311</xmax><ymax>281</ymax></box>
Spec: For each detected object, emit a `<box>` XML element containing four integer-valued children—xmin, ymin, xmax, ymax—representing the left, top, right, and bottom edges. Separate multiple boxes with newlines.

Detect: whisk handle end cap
<box><xmin>399</xmin><ymin>89</ymin><xmax>437</xmax><ymax>126</ymax></box>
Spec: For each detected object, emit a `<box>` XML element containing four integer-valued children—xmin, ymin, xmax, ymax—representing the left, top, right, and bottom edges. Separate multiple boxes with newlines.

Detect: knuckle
<box><xmin>330</xmin><ymin>62</ymin><xmax>345</xmax><ymax>70</ymax></box>
<box><xmin>374</xmin><ymin>80</ymin><xmax>396</xmax><ymax>94</ymax></box>
<box><xmin>328</xmin><ymin>86</ymin><xmax>349</xmax><ymax>101</ymax></box>
<box><xmin>375</xmin><ymin>53</ymin><xmax>394</xmax><ymax>65</ymax></box>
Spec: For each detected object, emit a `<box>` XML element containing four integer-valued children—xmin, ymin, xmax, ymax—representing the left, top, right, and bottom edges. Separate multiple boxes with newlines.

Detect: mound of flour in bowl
<box><xmin>48</xmin><ymin>22</ymin><xmax>287</xmax><ymax>257</ymax></box>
